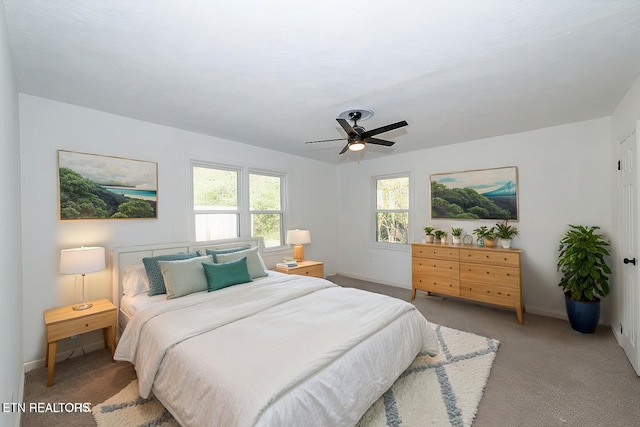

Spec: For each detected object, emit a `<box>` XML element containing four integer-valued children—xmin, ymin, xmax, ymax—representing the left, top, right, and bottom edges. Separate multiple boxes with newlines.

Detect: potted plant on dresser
<box><xmin>424</xmin><ymin>226</ymin><xmax>436</xmax><ymax>243</ymax></box>
<box><xmin>494</xmin><ymin>220</ymin><xmax>518</xmax><ymax>248</ymax></box>
<box><xmin>451</xmin><ymin>227</ymin><xmax>463</xmax><ymax>245</ymax></box>
<box><xmin>434</xmin><ymin>230</ymin><xmax>447</xmax><ymax>244</ymax></box>
<box><xmin>557</xmin><ymin>225</ymin><xmax>611</xmax><ymax>333</ymax></box>
<box><xmin>472</xmin><ymin>225</ymin><xmax>493</xmax><ymax>247</ymax></box>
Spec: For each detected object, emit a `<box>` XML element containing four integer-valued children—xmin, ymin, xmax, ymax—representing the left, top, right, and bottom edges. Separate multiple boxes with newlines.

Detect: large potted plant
<box><xmin>557</xmin><ymin>225</ymin><xmax>611</xmax><ymax>333</ymax></box>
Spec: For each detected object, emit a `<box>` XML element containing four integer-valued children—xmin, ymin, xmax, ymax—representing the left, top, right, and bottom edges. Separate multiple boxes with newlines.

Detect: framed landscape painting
<box><xmin>58</xmin><ymin>150</ymin><xmax>158</xmax><ymax>220</ymax></box>
<box><xmin>430</xmin><ymin>166</ymin><xmax>518</xmax><ymax>220</ymax></box>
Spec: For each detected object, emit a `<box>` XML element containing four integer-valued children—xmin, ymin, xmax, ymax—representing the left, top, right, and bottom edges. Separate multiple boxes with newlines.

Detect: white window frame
<box><xmin>248</xmin><ymin>169</ymin><xmax>286</xmax><ymax>249</ymax></box>
<box><xmin>191</xmin><ymin>160</ymin><xmax>288</xmax><ymax>250</ymax></box>
<box><xmin>372</xmin><ymin>172</ymin><xmax>412</xmax><ymax>248</ymax></box>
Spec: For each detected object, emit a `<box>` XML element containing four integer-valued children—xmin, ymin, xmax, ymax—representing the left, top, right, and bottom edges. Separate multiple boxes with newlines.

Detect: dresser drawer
<box><xmin>412</xmin><ymin>258</ymin><xmax>459</xmax><ymax>279</ymax></box>
<box><xmin>459</xmin><ymin>249</ymin><xmax>520</xmax><ymax>267</ymax></box>
<box><xmin>460</xmin><ymin>281</ymin><xmax>521</xmax><ymax>308</ymax></box>
<box><xmin>413</xmin><ymin>274</ymin><xmax>460</xmax><ymax>297</ymax></box>
<box><xmin>46</xmin><ymin>310</ymin><xmax>116</xmax><ymax>342</ymax></box>
<box><xmin>460</xmin><ymin>263</ymin><xmax>519</xmax><ymax>287</ymax></box>
<box><xmin>412</xmin><ymin>245</ymin><xmax>459</xmax><ymax>261</ymax></box>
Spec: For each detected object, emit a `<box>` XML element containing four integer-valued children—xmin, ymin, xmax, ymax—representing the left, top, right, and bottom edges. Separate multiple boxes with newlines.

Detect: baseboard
<box><xmin>333</xmin><ymin>273</ymin><xmax>616</xmax><ymax>326</ymax></box>
<box><xmin>333</xmin><ymin>272</ymin><xmax>411</xmax><ymax>290</ymax></box>
<box><xmin>23</xmin><ymin>339</ymin><xmax>107</xmax><ymax>372</ymax></box>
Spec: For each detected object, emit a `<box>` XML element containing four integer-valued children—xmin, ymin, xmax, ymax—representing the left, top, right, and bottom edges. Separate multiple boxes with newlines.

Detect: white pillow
<box><xmin>123</xmin><ymin>264</ymin><xmax>150</xmax><ymax>296</ymax></box>
<box><xmin>215</xmin><ymin>246</ymin><xmax>268</xmax><ymax>279</ymax></box>
<box><xmin>158</xmin><ymin>255</ymin><xmax>213</xmax><ymax>299</ymax></box>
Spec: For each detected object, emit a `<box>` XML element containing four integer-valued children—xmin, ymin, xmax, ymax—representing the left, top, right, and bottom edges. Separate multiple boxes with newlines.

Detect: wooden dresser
<box><xmin>411</xmin><ymin>243</ymin><xmax>523</xmax><ymax>324</ymax></box>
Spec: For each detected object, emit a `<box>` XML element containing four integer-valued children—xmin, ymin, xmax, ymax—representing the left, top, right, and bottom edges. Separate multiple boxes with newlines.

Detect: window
<box><xmin>193</xmin><ymin>166</ymin><xmax>240</xmax><ymax>241</ymax></box>
<box><xmin>375</xmin><ymin>175</ymin><xmax>409</xmax><ymax>244</ymax></box>
<box><xmin>249</xmin><ymin>172</ymin><xmax>284</xmax><ymax>248</ymax></box>
<box><xmin>192</xmin><ymin>163</ymin><xmax>285</xmax><ymax>247</ymax></box>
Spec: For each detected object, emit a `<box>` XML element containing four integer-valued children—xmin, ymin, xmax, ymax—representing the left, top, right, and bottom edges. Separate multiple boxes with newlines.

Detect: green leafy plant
<box><xmin>472</xmin><ymin>225</ymin><xmax>492</xmax><ymax>239</ymax></box>
<box><xmin>557</xmin><ymin>225</ymin><xmax>611</xmax><ymax>301</ymax></box>
<box><xmin>451</xmin><ymin>227</ymin><xmax>463</xmax><ymax>237</ymax></box>
<box><xmin>494</xmin><ymin>220</ymin><xmax>518</xmax><ymax>239</ymax></box>
<box><xmin>423</xmin><ymin>226</ymin><xmax>435</xmax><ymax>236</ymax></box>
<box><xmin>434</xmin><ymin>230</ymin><xmax>447</xmax><ymax>240</ymax></box>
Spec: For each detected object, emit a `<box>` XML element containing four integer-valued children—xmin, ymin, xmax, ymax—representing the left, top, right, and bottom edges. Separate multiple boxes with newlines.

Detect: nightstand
<box><xmin>44</xmin><ymin>298</ymin><xmax>117</xmax><ymax>386</ymax></box>
<box><xmin>275</xmin><ymin>260</ymin><xmax>324</xmax><ymax>278</ymax></box>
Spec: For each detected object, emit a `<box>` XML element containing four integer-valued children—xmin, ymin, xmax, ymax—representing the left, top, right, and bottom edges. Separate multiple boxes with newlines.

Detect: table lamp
<box><xmin>286</xmin><ymin>229</ymin><xmax>311</xmax><ymax>261</ymax></box>
<box><xmin>59</xmin><ymin>246</ymin><xmax>106</xmax><ymax>310</ymax></box>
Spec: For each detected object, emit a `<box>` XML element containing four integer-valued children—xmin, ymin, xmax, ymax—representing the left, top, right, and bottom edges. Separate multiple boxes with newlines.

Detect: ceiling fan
<box><xmin>305</xmin><ymin>109</ymin><xmax>408</xmax><ymax>155</ymax></box>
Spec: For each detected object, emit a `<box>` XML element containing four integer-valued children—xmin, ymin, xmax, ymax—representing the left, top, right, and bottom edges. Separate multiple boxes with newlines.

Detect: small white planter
<box><xmin>452</xmin><ymin>236</ymin><xmax>462</xmax><ymax>245</ymax></box>
<box><xmin>500</xmin><ymin>238</ymin><xmax>512</xmax><ymax>249</ymax></box>
<box><xmin>425</xmin><ymin>235</ymin><xmax>434</xmax><ymax>243</ymax></box>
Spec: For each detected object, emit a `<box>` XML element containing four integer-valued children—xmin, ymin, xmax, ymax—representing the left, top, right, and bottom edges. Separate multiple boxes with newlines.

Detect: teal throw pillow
<box><xmin>143</xmin><ymin>251</ymin><xmax>201</xmax><ymax>296</ymax></box>
<box><xmin>202</xmin><ymin>257</ymin><xmax>252</xmax><ymax>291</ymax></box>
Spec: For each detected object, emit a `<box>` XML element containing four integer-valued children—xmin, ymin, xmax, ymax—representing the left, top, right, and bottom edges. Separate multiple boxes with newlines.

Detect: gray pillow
<box><xmin>215</xmin><ymin>246</ymin><xmax>267</xmax><ymax>279</ymax></box>
<box><xmin>158</xmin><ymin>255</ymin><xmax>213</xmax><ymax>299</ymax></box>
<box><xmin>143</xmin><ymin>251</ymin><xmax>201</xmax><ymax>296</ymax></box>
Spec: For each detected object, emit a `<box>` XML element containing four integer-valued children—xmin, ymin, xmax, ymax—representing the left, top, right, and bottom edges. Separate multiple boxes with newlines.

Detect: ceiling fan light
<box><xmin>349</xmin><ymin>141</ymin><xmax>365</xmax><ymax>152</ymax></box>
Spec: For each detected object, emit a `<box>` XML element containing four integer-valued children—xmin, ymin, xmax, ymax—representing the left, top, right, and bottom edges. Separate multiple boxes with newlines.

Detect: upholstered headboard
<box><xmin>112</xmin><ymin>237</ymin><xmax>265</xmax><ymax>331</ymax></box>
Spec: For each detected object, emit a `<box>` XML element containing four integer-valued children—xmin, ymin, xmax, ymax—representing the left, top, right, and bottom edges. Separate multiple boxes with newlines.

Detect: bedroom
<box><xmin>2</xmin><ymin>2</ymin><xmax>640</xmax><ymax>426</ymax></box>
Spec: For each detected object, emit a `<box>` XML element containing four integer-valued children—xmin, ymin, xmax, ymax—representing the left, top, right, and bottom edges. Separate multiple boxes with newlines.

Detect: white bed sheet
<box><xmin>115</xmin><ymin>272</ymin><xmax>438</xmax><ymax>427</ymax></box>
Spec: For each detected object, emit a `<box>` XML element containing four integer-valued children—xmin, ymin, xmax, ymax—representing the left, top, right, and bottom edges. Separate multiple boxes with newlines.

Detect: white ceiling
<box><xmin>5</xmin><ymin>1</ymin><xmax>640</xmax><ymax>164</ymax></box>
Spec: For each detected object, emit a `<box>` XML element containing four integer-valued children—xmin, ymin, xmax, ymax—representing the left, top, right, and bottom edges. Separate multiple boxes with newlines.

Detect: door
<box><xmin>616</xmin><ymin>129</ymin><xmax>640</xmax><ymax>375</ymax></box>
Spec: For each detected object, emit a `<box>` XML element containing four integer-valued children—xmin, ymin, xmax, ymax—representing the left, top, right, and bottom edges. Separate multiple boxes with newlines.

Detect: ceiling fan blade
<box><xmin>336</xmin><ymin>118</ymin><xmax>356</xmax><ymax>135</ymax></box>
<box><xmin>305</xmin><ymin>138</ymin><xmax>347</xmax><ymax>144</ymax></box>
<box><xmin>338</xmin><ymin>143</ymin><xmax>350</xmax><ymax>155</ymax></box>
<box><xmin>360</xmin><ymin>120</ymin><xmax>408</xmax><ymax>138</ymax></box>
<box><xmin>366</xmin><ymin>137</ymin><xmax>395</xmax><ymax>147</ymax></box>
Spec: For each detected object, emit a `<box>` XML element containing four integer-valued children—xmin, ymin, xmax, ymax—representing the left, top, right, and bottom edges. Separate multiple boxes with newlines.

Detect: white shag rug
<box><xmin>93</xmin><ymin>324</ymin><xmax>499</xmax><ymax>427</ymax></box>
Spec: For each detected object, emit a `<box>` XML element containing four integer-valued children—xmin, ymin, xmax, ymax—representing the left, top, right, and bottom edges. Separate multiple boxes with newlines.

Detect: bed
<box><xmin>112</xmin><ymin>238</ymin><xmax>439</xmax><ymax>427</ymax></box>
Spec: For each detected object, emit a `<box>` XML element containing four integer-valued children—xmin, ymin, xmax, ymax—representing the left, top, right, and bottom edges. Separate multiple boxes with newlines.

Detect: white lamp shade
<box><xmin>60</xmin><ymin>247</ymin><xmax>106</xmax><ymax>274</ymax></box>
<box><xmin>286</xmin><ymin>229</ymin><xmax>311</xmax><ymax>245</ymax></box>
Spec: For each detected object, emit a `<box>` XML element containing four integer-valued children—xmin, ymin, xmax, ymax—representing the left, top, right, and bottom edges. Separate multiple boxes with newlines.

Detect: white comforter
<box><xmin>115</xmin><ymin>273</ymin><xmax>438</xmax><ymax>427</ymax></box>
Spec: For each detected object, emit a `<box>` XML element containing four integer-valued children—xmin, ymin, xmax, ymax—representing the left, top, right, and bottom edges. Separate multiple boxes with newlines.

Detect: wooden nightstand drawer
<box><xmin>47</xmin><ymin>310</ymin><xmax>116</xmax><ymax>342</ymax></box>
<box><xmin>294</xmin><ymin>264</ymin><xmax>323</xmax><ymax>278</ymax></box>
<box><xmin>276</xmin><ymin>260</ymin><xmax>324</xmax><ymax>278</ymax></box>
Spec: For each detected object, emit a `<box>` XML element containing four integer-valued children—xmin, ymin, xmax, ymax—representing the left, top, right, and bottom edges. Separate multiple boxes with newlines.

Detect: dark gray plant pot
<box><xmin>564</xmin><ymin>292</ymin><xmax>600</xmax><ymax>334</ymax></box>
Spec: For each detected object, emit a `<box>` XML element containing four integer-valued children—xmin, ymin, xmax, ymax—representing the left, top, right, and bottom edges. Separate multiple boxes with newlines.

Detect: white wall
<box><xmin>337</xmin><ymin>117</ymin><xmax>613</xmax><ymax>321</ymax></box>
<box><xmin>0</xmin><ymin>2</ymin><xmax>24</xmax><ymax>426</ymax></box>
<box><xmin>19</xmin><ymin>94</ymin><xmax>339</xmax><ymax>365</ymax></box>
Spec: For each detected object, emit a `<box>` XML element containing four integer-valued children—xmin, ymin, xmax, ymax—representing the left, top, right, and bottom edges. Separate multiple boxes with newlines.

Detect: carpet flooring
<box><xmin>21</xmin><ymin>274</ymin><xmax>640</xmax><ymax>426</ymax></box>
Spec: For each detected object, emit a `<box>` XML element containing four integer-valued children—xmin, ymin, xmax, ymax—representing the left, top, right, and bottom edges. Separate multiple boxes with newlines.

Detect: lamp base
<box><xmin>293</xmin><ymin>244</ymin><xmax>305</xmax><ymax>262</ymax></box>
<box><xmin>73</xmin><ymin>302</ymin><xmax>93</xmax><ymax>311</ymax></box>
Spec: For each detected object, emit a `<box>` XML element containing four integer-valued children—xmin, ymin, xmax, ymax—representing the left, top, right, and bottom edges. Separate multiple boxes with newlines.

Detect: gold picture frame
<box><xmin>58</xmin><ymin>150</ymin><xmax>158</xmax><ymax>220</ymax></box>
<box><xmin>430</xmin><ymin>166</ymin><xmax>518</xmax><ymax>220</ymax></box>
